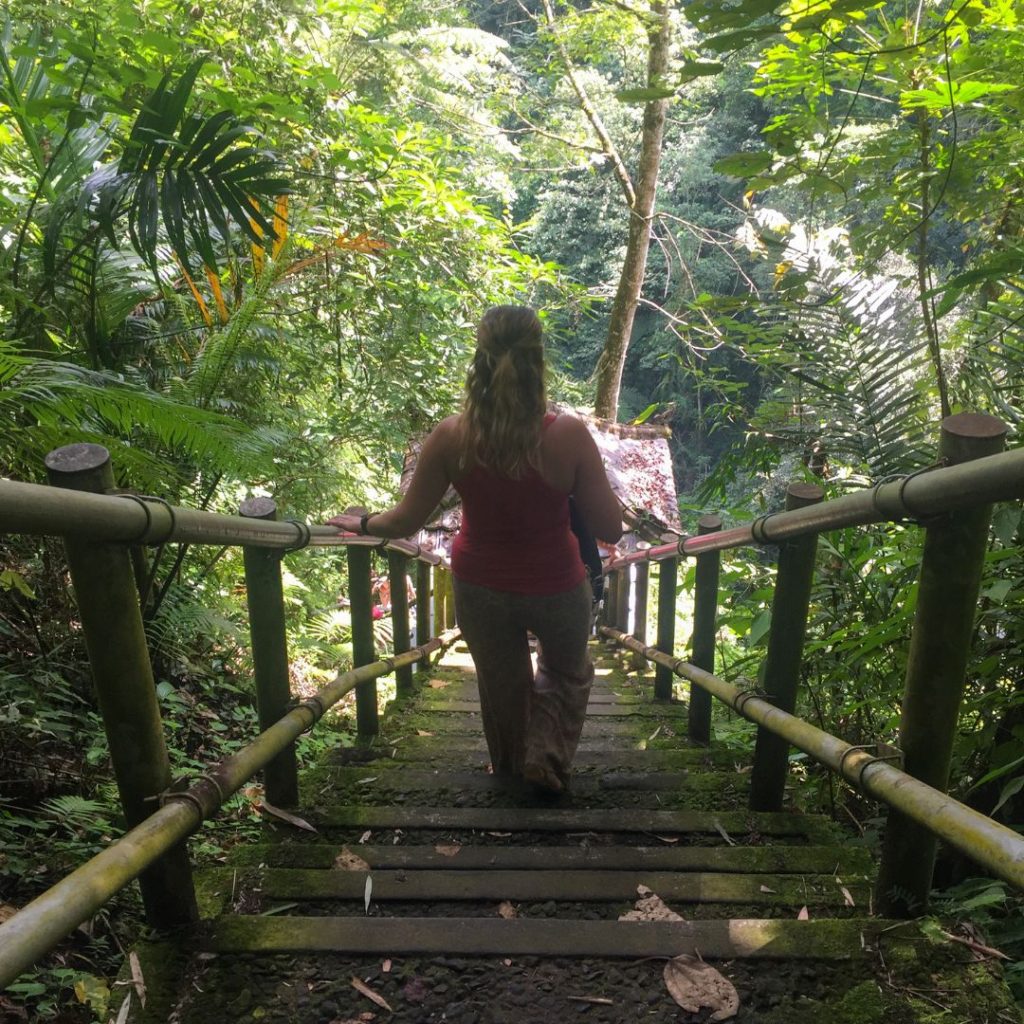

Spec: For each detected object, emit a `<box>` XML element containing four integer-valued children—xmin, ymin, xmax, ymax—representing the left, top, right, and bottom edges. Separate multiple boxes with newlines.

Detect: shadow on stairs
<box><xmin>128</xmin><ymin>642</ymin><xmax>1020</xmax><ymax>1024</ymax></box>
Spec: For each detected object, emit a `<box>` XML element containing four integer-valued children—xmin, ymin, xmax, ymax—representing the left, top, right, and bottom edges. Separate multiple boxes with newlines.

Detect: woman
<box><xmin>328</xmin><ymin>306</ymin><xmax>622</xmax><ymax>793</ymax></box>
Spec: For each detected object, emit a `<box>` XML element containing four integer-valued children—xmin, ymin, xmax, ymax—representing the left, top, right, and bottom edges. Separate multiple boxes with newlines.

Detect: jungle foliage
<box><xmin>1</xmin><ymin>0</ymin><xmax>1023</xmax><ymax>1017</ymax></box>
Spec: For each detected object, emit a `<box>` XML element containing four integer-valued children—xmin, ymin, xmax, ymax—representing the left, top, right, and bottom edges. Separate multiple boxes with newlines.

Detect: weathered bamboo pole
<box><xmin>750</xmin><ymin>484</ymin><xmax>824</xmax><ymax>812</ymax></box>
<box><xmin>347</xmin><ymin>544</ymin><xmax>378</xmax><ymax>738</ymax></box>
<box><xmin>416</xmin><ymin>560</ymin><xmax>431</xmax><ymax>650</ymax></box>
<box><xmin>688</xmin><ymin>514</ymin><xmax>722</xmax><ymax>745</ymax></box>
<box><xmin>654</xmin><ymin>556</ymin><xmax>678</xmax><ymax>700</ymax></box>
<box><xmin>615</xmin><ymin>564</ymin><xmax>630</xmax><ymax>635</ymax></box>
<box><xmin>388</xmin><ymin>551</ymin><xmax>413</xmax><ymax>697</ymax></box>
<box><xmin>44</xmin><ymin>443</ymin><xmax>197</xmax><ymax>929</ymax></box>
<box><xmin>876</xmin><ymin>413</ymin><xmax>1008</xmax><ymax>917</ymax></box>
<box><xmin>601</xmin><ymin>627</ymin><xmax>1024</xmax><ymax>892</ymax></box>
<box><xmin>433</xmin><ymin>566</ymin><xmax>447</xmax><ymax>639</ymax></box>
<box><xmin>633</xmin><ymin>561</ymin><xmax>649</xmax><ymax>646</ymax></box>
<box><xmin>0</xmin><ymin>631</ymin><xmax>461</xmax><ymax>990</ymax></box>
<box><xmin>442</xmin><ymin>567</ymin><xmax>457</xmax><ymax>630</ymax></box>
<box><xmin>240</xmin><ymin>497</ymin><xmax>298</xmax><ymax>806</ymax></box>
<box><xmin>604</xmin><ymin>569</ymin><xmax>619</xmax><ymax>631</ymax></box>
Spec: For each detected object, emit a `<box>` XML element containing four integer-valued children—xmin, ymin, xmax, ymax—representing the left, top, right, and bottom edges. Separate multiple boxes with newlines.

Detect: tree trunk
<box><xmin>593</xmin><ymin>1</ymin><xmax>672</xmax><ymax>421</ymax></box>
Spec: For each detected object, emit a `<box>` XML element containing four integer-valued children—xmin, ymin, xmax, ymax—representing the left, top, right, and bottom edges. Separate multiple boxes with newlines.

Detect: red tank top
<box><xmin>450</xmin><ymin>416</ymin><xmax>585</xmax><ymax>595</ymax></box>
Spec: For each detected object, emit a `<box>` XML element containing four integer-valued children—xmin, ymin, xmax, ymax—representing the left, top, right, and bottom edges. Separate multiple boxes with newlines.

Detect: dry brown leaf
<box><xmin>427</xmin><ymin>679</ymin><xmax>449</xmax><ymax>689</ymax></box>
<box><xmin>334</xmin><ymin>848</ymin><xmax>371</xmax><ymax>871</ymax></box>
<box><xmin>503</xmin><ymin>959</ymin><xmax>512</xmax><ymax>967</ymax></box>
<box><xmin>0</xmin><ymin>904</ymin><xmax>18</xmax><ymax>925</ymax></box>
<box><xmin>415</xmin><ymin>729</ymin><xmax>434</xmax><ymax>737</ymax></box>
<box><xmin>129</xmin><ymin>951</ymin><xmax>146</xmax><ymax>1008</ymax></box>
<box><xmin>497</xmin><ymin>901</ymin><xmax>517</xmax><ymax>919</ymax></box>
<box><xmin>382</xmin><ymin>959</ymin><xmax>392</xmax><ymax>973</ymax></box>
<box><xmin>434</xmin><ymin>844</ymin><xmax>461</xmax><ymax>857</ymax></box>
<box><xmin>840</xmin><ymin>885</ymin><xmax>855</xmax><ymax>907</ymax></box>
<box><xmin>351</xmin><ymin>976</ymin><xmax>392</xmax><ymax>1012</ymax></box>
<box><xmin>653</xmin><ymin>835</ymin><xmax>679</xmax><ymax>845</ymax></box>
<box><xmin>359</xmin><ymin>830</ymin><xmax>373</xmax><ymax>844</ymax></box>
<box><xmin>759</xmin><ymin>885</ymin><xmax>776</xmax><ymax>894</ymax></box>
<box><xmin>797</xmin><ymin>906</ymin><xmax>810</xmax><ymax>920</ymax></box>
<box><xmin>567</xmin><ymin>996</ymin><xmax>615</xmax><ymax>1006</ymax></box>
<box><xmin>486</xmin><ymin>831</ymin><xmax>512</xmax><ymax>838</ymax></box>
<box><xmin>714</xmin><ymin>821</ymin><xmax>736</xmax><ymax>846</ymax></box>
<box><xmin>663</xmin><ymin>956</ymin><xmax>739</xmax><ymax>1022</ymax></box>
<box><xmin>619</xmin><ymin>889</ymin><xmax>684</xmax><ymax>923</ymax></box>
<box><xmin>259</xmin><ymin>802</ymin><xmax>317</xmax><ymax>833</ymax></box>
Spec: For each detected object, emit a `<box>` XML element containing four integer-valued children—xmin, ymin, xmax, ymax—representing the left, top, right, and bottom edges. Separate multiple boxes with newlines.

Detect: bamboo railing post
<box><xmin>347</xmin><ymin>544</ymin><xmax>378</xmax><ymax>738</ymax></box>
<box><xmin>416</xmin><ymin>560</ymin><xmax>431</xmax><ymax>649</ymax></box>
<box><xmin>615</xmin><ymin>564</ymin><xmax>630</xmax><ymax>634</ymax></box>
<box><xmin>633</xmin><ymin>561</ymin><xmax>649</xmax><ymax>645</ymax></box>
<box><xmin>388</xmin><ymin>551</ymin><xmax>413</xmax><ymax>697</ymax></box>
<box><xmin>654</xmin><ymin>556</ymin><xmax>678</xmax><ymax>700</ymax></box>
<box><xmin>44</xmin><ymin>443</ymin><xmax>197</xmax><ymax>929</ymax></box>
<box><xmin>688</xmin><ymin>514</ymin><xmax>723</xmax><ymax>744</ymax></box>
<box><xmin>604</xmin><ymin>569</ymin><xmax>619</xmax><ymax>632</ymax></box>
<box><xmin>749</xmin><ymin>483</ymin><xmax>824</xmax><ymax>812</ymax></box>
<box><xmin>239</xmin><ymin>497</ymin><xmax>298</xmax><ymax>807</ymax></box>
<box><xmin>876</xmin><ymin>412</ymin><xmax>1008</xmax><ymax>917</ymax></box>
<box><xmin>442</xmin><ymin>566</ymin><xmax>457</xmax><ymax>630</ymax></box>
<box><xmin>433</xmin><ymin>566</ymin><xmax>447</xmax><ymax>638</ymax></box>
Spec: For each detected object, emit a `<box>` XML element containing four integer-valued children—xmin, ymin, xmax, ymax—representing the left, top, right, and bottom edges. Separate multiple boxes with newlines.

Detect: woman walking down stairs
<box><xmin>120</xmin><ymin>642</ymin><xmax>1021</xmax><ymax>1024</ymax></box>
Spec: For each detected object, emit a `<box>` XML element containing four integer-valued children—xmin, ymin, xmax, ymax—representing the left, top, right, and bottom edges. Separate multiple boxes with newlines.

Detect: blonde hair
<box><xmin>461</xmin><ymin>305</ymin><xmax>547</xmax><ymax>478</ymax></box>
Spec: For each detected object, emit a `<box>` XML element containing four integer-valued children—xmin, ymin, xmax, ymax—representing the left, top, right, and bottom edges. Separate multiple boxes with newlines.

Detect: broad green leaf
<box><xmin>615</xmin><ymin>86</ymin><xmax>676</xmax><ymax>103</ymax></box>
<box><xmin>714</xmin><ymin>151</ymin><xmax>774</xmax><ymax>177</ymax></box>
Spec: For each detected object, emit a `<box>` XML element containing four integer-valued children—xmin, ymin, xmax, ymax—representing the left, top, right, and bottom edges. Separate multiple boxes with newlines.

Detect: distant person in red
<box><xmin>328</xmin><ymin>306</ymin><xmax>622</xmax><ymax>793</ymax></box>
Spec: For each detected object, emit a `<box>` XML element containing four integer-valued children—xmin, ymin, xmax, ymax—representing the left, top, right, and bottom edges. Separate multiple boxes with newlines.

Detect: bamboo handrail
<box><xmin>601</xmin><ymin>627</ymin><xmax>1024</xmax><ymax>892</ymax></box>
<box><xmin>0</xmin><ymin>478</ymin><xmax>447</xmax><ymax>564</ymax></box>
<box><xmin>0</xmin><ymin>628</ymin><xmax>462</xmax><ymax>989</ymax></box>
<box><xmin>605</xmin><ymin>445</ymin><xmax>1024</xmax><ymax>571</ymax></box>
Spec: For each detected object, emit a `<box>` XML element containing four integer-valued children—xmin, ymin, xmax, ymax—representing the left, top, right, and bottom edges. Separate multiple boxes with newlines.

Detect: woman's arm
<box><xmin>566</xmin><ymin>419</ymin><xmax>624</xmax><ymax>543</ymax></box>
<box><xmin>327</xmin><ymin>417</ymin><xmax>458</xmax><ymax>538</ymax></box>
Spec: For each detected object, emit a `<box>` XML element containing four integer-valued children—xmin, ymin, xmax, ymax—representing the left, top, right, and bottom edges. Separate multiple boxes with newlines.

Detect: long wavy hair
<box><xmin>461</xmin><ymin>305</ymin><xmax>547</xmax><ymax>478</ymax></box>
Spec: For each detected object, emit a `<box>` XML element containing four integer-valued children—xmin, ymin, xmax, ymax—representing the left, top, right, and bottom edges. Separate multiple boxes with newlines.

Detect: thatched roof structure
<box><xmin>400</xmin><ymin>408</ymin><xmax>680</xmax><ymax>561</ymax></box>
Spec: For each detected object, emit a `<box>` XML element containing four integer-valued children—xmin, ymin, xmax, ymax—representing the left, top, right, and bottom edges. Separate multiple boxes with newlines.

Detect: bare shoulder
<box><xmin>546</xmin><ymin>414</ymin><xmax>595</xmax><ymax>454</ymax></box>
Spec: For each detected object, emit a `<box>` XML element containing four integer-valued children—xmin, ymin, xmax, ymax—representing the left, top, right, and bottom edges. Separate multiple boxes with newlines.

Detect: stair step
<box><xmin>210</xmin><ymin>915</ymin><xmax>909</xmax><ymax>958</ymax></box>
<box><xmin>384</xmin><ymin>716</ymin><xmax>652</xmax><ymax>738</ymax></box>
<box><xmin>258</xmin><ymin>867</ymin><xmax>868</xmax><ymax>905</ymax></box>
<box><xmin>314</xmin><ymin>805</ymin><xmax>830</xmax><ymax>838</ymax></box>
<box><xmin>231</xmin><ymin>842</ymin><xmax>872</xmax><ymax>875</ymax></box>
<box><xmin>370</xmin><ymin>739</ymin><xmax>734</xmax><ymax>764</ymax></box>
<box><xmin>419</xmin><ymin>700</ymin><xmax>686</xmax><ymax>718</ymax></box>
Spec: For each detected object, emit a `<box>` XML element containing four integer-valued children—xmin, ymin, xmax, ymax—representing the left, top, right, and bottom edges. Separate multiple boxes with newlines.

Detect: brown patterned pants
<box><xmin>452</xmin><ymin>577</ymin><xmax>594</xmax><ymax>788</ymax></box>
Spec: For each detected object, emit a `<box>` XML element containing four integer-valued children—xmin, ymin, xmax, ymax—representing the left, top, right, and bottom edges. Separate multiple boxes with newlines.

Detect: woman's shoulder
<box><xmin>545</xmin><ymin>413</ymin><xmax>591</xmax><ymax>443</ymax></box>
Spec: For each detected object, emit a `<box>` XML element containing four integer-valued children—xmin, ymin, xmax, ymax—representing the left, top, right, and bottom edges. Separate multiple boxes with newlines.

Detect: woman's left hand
<box><xmin>326</xmin><ymin>513</ymin><xmax>362</xmax><ymax>534</ymax></box>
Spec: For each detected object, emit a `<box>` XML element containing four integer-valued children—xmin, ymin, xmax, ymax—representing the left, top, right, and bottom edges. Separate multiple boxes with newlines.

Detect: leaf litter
<box><xmin>351</xmin><ymin>976</ymin><xmax>392</xmax><ymax>1012</ymax></box>
<box><xmin>334</xmin><ymin>848</ymin><xmax>371</xmax><ymax>871</ymax></box>
<box><xmin>618</xmin><ymin>884</ymin><xmax>684</xmax><ymax>923</ymax></box>
<box><xmin>663</xmin><ymin>955</ymin><xmax>739</xmax><ymax>1021</ymax></box>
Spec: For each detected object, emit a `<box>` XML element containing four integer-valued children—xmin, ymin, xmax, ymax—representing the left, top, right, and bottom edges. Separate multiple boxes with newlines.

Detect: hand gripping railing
<box><xmin>0</xmin><ymin>441</ymin><xmax>459</xmax><ymax>982</ymax></box>
<box><xmin>597</xmin><ymin>413</ymin><xmax>1024</xmax><ymax>917</ymax></box>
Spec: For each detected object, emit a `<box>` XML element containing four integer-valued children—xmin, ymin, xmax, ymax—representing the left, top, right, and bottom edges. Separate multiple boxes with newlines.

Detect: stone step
<box><xmin>411</xmin><ymin>700</ymin><xmax>687</xmax><ymax>718</ymax></box>
<box><xmin>209</xmin><ymin>915</ymin><xmax>911</xmax><ymax>959</ymax></box>
<box><xmin>257</xmin><ymin>867</ymin><xmax>869</xmax><ymax>906</ymax></box>
<box><xmin>230</xmin><ymin>842</ymin><xmax>872</xmax><ymax>875</ymax></box>
<box><xmin>381</xmin><ymin>717</ymin><xmax>673</xmax><ymax>738</ymax></box>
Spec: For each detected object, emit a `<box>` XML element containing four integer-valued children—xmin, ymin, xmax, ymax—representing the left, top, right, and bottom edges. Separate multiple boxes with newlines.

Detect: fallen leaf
<box><xmin>352</xmin><ymin>977</ymin><xmax>392</xmax><ymax>1012</ymax></box>
<box><xmin>637</xmin><ymin>884</ymin><xmax>654</xmax><ymax>896</ymax></box>
<box><xmin>797</xmin><ymin>906</ymin><xmax>810</xmax><ymax>920</ymax></box>
<box><xmin>759</xmin><ymin>885</ymin><xmax>776</xmax><ymax>894</ymax></box>
<box><xmin>434</xmin><ymin>844</ymin><xmax>461</xmax><ymax>857</ymax></box>
<box><xmin>840</xmin><ymin>885</ymin><xmax>855</xmax><ymax>907</ymax></box>
<box><xmin>427</xmin><ymin>680</ymin><xmax>449</xmax><ymax>689</ymax></box>
<box><xmin>415</xmin><ymin>730</ymin><xmax>434</xmax><ymax>737</ymax></box>
<box><xmin>567</xmin><ymin>996</ymin><xmax>615</xmax><ymax>1006</ymax></box>
<box><xmin>114</xmin><ymin>993</ymin><xmax>131</xmax><ymax>1024</ymax></box>
<box><xmin>402</xmin><ymin>977</ymin><xmax>429</xmax><ymax>1003</ymax></box>
<box><xmin>259</xmin><ymin>802</ymin><xmax>317</xmax><ymax>833</ymax></box>
<box><xmin>364</xmin><ymin>876</ymin><xmax>373</xmax><ymax>915</ymax></box>
<box><xmin>714</xmin><ymin>821</ymin><xmax>736</xmax><ymax>846</ymax></box>
<box><xmin>382</xmin><ymin>959</ymin><xmax>392</xmax><ymax>973</ymax></box>
<box><xmin>497</xmin><ymin>901</ymin><xmax>517</xmax><ymax>919</ymax></box>
<box><xmin>355</xmin><ymin>777</ymin><xmax>378</xmax><ymax>786</ymax></box>
<box><xmin>648</xmin><ymin>725</ymin><xmax>663</xmax><ymax>742</ymax></box>
<box><xmin>653</xmin><ymin>835</ymin><xmax>679</xmax><ymax>844</ymax></box>
<box><xmin>334</xmin><ymin>848</ymin><xmax>371</xmax><ymax>872</ymax></box>
<box><xmin>360</xmin><ymin>1015</ymin><xmax>376</xmax><ymax>1022</ymax></box>
<box><xmin>619</xmin><ymin>890</ymin><xmax>684</xmax><ymax>923</ymax></box>
<box><xmin>0</xmin><ymin>904</ymin><xmax>17</xmax><ymax>925</ymax></box>
<box><xmin>359</xmin><ymin>830</ymin><xmax>372</xmax><ymax>844</ymax></box>
<box><xmin>129</xmin><ymin>951</ymin><xmax>146</xmax><ymax>1008</ymax></box>
<box><xmin>663</xmin><ymin>956</ymin><xmax>739</xmax><ymax>1021</ymax></box>
<box><xmin>503</xmin><ymin>959</ymin><xmax>512</xmax><ymax>967</ymax></box>
<box><xmin>486</xmin><ymin>831</ymin><xmax>512</xmax><ymax>838</ymax></box>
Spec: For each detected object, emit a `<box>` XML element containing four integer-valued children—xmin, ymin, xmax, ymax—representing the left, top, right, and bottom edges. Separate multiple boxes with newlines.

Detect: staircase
<box><xmin>128</xmin><ymin>642</ymin><xmax>1019</xmax><ymax>1023</ymax></box>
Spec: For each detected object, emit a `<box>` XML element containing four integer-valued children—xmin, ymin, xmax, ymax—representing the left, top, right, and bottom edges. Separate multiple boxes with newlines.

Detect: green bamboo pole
<box><xmin>876</xmin><ymin>413</ymin><xmax>1008</xmax><ymax>917</ymax></box>
<box><xmin>601</xmin><ymin>626</ymin><xmax>1024</xmax><ymax>892</ymax></box>
<box><xmin>433</xmin><ymin>566</ymin><xmax>447</xmax><ymax>640</ymax></box>
<box><xmin>388</xmin><ymin>551</ymin><xmax>413</xmax><ymax>697</ymax></box>
<box><xmin>749</xmin><ymin>483</ymin><xmax>824</xmax><ymax>812</ymax></box>
<box><xmin>688</xmin><ymin>514</ymin><xmax>723</xmax><ymax>744</ymax></box>
<box><xmin>615</xmin><ymin>564</ymin><xmax>630</xmax><ymax>634</ymax></box>
<box><xmin>633</xmin><ymin>561</ymin><xmax>649</xmax><ymax>646</ymax></box>
<box><xmin>443</xmin><ymin>567</ymin><xmax>457</xmax><ymax>629</ymax></box>
<box><xmin>416</xmin><ymin>560</ymin><xmax>431</xmax><ymax>649</ymax></box>
<box><xmin>44</xmin><ymin>443</ymin><xmax>197</xmax><ymax>929</ymax></box>
<box><xmin>654</xmin><ymin>556</ymin><xmax>677</xmax><ymax>700</ymax></box>
<box><xmin>347</xmin><ymin>544</ymin><xmax>378</xmax><ymax>738</ymax></box>
<box><xmin>240</xmin><ymin>497</ymin><xmax>298</xmax><ymax>807</ymax></box>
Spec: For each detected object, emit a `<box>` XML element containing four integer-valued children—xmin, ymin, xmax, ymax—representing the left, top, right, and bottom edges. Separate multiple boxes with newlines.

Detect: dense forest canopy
<box><xmin>2</xmin><ymin>0</ymin><xmax>1023</xmax><ymax>1017</ymax></box>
